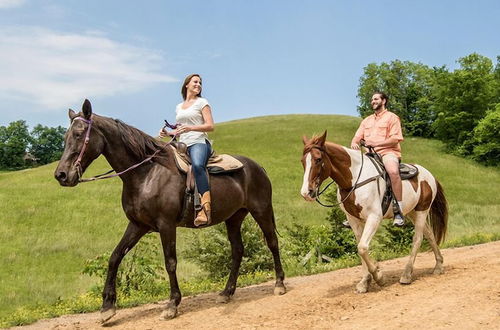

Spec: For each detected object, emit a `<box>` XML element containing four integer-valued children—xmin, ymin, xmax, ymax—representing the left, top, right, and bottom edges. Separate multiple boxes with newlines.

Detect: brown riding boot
<box><xmin>194</xmin><ymin>191</ymin><xmax>211</xmax><ymax>227</ymax></box>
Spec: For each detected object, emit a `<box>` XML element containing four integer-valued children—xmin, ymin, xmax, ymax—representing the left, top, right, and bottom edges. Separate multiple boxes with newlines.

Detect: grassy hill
<box><xmin>1</xmin><ymin>114</ymin><xmax>499</xmax><ymax>320</ymax></box>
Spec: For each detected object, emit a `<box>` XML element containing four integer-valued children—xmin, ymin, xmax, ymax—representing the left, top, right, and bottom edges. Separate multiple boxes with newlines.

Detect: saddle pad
<box><xmin>171</xmin><ymin>145</ymin><xmax>244</xmax><ymax>174</ymax></box>
<box><xmin>400</xmin><ymin>163</ymin><xmax>419</xmax><ymax>180</ymax></box>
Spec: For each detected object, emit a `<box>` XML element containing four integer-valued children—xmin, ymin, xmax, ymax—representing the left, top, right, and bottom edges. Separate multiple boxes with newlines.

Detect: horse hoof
<box><xmin>373</xmin><ymin>271</ymin><xmax>385</xmax><ymax>286</ymax></box>
<box><xmin>274</xmin><ymin>285</ymin><xmax>286</xmax><ymax>296</ymax></box>
<box><xmin>399</xmin><ymin>276</ymin><xmax>412</xmax><ymax>285</ymax></box>
<box><xmin>160</xmin><ymin>306</ymin><xmax>177</xmax><ymax>320</ymax></box>
<box><xmin>356</xmin><ymin>283</ymin><xmax>369</xmax><ymax>293</ymax></box>
<box><xmin>216</xmin><ymin>294</ymin><xmax>231</xmax><ymax>304</ymax></box>
<box><xmin>100</xmin><ymin>307</ymin><xmax>116</xmax><ymax>324</ymax></box>
<box><xmin>433</xmin><ymin>266</ymin><xmax>444</xmax><ymax>275</ymax></box>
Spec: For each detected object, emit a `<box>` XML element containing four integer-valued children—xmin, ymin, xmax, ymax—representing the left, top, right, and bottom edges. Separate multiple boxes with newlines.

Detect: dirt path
<box><xmin>15</xmin><ymin>241</ymin><xmax>500</xmax><ymax>329</ymax></box>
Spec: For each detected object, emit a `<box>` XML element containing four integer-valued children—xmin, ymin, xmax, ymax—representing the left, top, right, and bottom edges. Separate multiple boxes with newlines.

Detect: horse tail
<box><xmin>429</xmin><ymin>179</ymin><xmax>448</xmax><ymax>245</ymax></box>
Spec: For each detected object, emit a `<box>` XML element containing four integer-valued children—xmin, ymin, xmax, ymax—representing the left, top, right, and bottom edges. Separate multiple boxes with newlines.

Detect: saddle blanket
<box><xmin>170</xmin><ymin>145</ymin><xmax>244</xmax><ymax>174</ymax></box>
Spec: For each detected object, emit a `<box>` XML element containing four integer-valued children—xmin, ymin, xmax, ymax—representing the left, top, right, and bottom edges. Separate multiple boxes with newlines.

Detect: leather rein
<box><xmin>72</xmin><ymin>116</ymin><xmax>174</xmax><ymax>183</ymax></box>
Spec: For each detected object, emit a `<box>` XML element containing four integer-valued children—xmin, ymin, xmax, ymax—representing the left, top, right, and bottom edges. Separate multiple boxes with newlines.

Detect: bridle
<box><xmin>70</xmin><ymin>116</ymin><xmax>174</xmax><ymax>182</ymax></box>
<box><xmin>72</xmin><ymin>117</ymin><xmax>93</xmax><ymax>180</ymax></box>
<box><xmin>307</xmin><ymin>144</ymin><xmax>367</xmax><ymax>208</ymax></box>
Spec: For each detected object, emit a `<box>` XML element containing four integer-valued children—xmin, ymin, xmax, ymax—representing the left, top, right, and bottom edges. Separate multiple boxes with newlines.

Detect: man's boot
<box><xmin>393</xmin><ymin>213</ymin><xmax>405</xmax><ymax>227</ymax></box>
<box><xmin>194</xmin><ymin>191</ymin><xmax>211</xmax><ymax>227</ymax></box>
<box><xmin>393</xmin><ymin>200</ymin><xmax>405</xmax><ymax>227</ymax></box>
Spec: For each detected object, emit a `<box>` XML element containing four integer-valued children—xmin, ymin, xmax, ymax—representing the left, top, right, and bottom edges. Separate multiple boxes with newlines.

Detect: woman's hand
<box><xmin>176</xmin><ymin>124</ymin><xmax>191</xmax><ymax>134</ymax></box>
<box><xmin>159</xmin><ymin>128</ymin><xmax>178</xmax><ymax>138</ymax></box>
<box><xmin>158</xmin><ymin>128</ymin><xmax>167</xmax><ymax>138</ymax></box>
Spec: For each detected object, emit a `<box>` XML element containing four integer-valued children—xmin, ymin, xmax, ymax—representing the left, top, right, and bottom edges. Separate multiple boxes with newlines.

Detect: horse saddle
<box><xmin>169</xmin><ymin>143</ymin><xmax>244</xmax><ymax>175</ymax></box>
<box><xmin>366</xmin><ymin>152</ymin><xmax>419</xmax><ymax>180</ymax></box>
<box><xmin>366</xmin><ymin>152</ymin><xmax>419</xmax><ymax>216</ymax></box>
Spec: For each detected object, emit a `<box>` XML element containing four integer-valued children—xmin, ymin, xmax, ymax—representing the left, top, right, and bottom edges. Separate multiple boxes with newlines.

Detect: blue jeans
<box><xmin>187</xmin><ymin>142</ymin><xmax>212</xmax><ymax>195</ymax></box>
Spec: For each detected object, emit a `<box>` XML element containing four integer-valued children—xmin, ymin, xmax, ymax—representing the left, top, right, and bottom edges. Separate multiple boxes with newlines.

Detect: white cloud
<box><xmin>0</xmin><ymin>0</ymin><xmax>26</xmax><ymax>9</ymax></box>
<box><xmin>0</xmin><ymin>26</ymin><xmax>176</xmax><ymax>110</ymax></box>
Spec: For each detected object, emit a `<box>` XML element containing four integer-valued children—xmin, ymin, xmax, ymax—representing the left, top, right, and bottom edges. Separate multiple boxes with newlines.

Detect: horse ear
<box><xmin>82</xmin><ymin>99</ymin><xmax>92</xmax><ymax>119</ymax></box>
<box><xmin>318</xmin><ymin>130</ymin><xmax>327</xmax><ymax>146</ymax></box>
<box><xmin>302</xmin><ymin>135</ymin><xmax>309</xmax><ymax>145</ymax></box>
<box><xmin>68</xmin><ymin>109</ymin><xmax>78</xmax><ymax>120</ymax></box>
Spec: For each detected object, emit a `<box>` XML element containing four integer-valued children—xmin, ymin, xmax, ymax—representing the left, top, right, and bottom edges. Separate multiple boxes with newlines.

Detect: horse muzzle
<box><xmin>301</xmin><ymin>188</ymin><xmax>318</xmax><ymax>201</ymax></box>
<box><xmin>54</xmin><ymin>168</ymin><xmax>79</xmax><ymax>187</ymax></box>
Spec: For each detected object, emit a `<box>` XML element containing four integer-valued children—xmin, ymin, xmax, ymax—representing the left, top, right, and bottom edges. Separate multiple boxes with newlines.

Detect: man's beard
<box><xmin>372</xmin><ymin>103</ymin><xmax>382</xmax><ymax>110</ymax></box>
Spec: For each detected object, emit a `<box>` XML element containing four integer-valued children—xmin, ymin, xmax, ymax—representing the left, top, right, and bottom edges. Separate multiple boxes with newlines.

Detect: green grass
<box><xmin>0</xmin><ymin>114</ymin><xmax>499</xmax><ymax>323</ymax></box>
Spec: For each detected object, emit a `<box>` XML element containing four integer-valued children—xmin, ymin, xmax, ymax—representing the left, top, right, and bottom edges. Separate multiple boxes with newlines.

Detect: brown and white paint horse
<box><xmin>300</xmin><ymin>131</ymin><xmax>448</xmax><ymax>293</ymax></box>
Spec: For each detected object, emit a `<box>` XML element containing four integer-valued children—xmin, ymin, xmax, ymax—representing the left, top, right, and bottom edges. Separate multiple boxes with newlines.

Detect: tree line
<box><xmin>357</xmin><ymin>52</ymin><xmax>499</xmax><ymax>166</ymax></box>
<box><xmin>0</xmin><ymin>120</ymin><xmax>65</xmax><ymax>170</ymax></box>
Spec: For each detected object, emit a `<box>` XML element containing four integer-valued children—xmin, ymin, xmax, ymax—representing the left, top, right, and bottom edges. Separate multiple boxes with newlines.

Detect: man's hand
<box><xmin>351</xmin><ymin>141</ymin><xmax>360</xmax><ymax>150</ymax></box>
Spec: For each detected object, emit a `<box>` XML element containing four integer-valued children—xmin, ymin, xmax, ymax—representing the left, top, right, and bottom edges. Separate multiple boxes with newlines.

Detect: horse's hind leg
<box><xmin>423</xmin><ymin>223</ymin><xmax>444</xmax><ymax>275</ymax></box>
<box><xmin>250</xmin><ymin>208</ymin><xmax>286</xmax><ymax>295</ymax></box>
<box><xmin>400</xmin><ymin>211</ymin><xmax>427</xmax><ymax>284</ymax></box>
<box><xmin>217</xmin><ymin>209</ymin><xmax>247</xmax><ymax>303</ymax></box>
<box><xmin>158</xmin><ymin>221</ymin><xmax>181</xmax><ymax>320</ymax></box>
<box><xmin>101</xmin><ymin>221</ymin><xmax>149</xmax><ymax>323</ymax></box>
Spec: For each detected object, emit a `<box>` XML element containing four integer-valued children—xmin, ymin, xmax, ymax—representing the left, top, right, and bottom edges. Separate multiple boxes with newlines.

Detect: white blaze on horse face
<box><xmin>301</xmin><ymin>153</ymin><xmax>314</xmax><ymax>200</ymax></box>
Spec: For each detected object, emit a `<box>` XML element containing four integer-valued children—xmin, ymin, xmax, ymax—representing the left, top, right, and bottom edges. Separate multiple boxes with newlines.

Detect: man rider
<box><xmin>349</xmin><ymin>92</ymin><xmax>405</xmax><ymax>227</ymax></box>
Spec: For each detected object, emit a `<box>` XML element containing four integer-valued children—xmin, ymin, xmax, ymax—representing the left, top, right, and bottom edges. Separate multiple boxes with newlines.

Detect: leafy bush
<box><xmin>377</xmin><ymin>222</ymin><xmax>415</xmax><ymax>253</ymax></box>
<box><xmin>323</xmin><ymin>189</ymin><xmax>358</xmax><ymax>255</ymax></box>
<box><xmin>82</xmin><ymin>233</ymin><xmax>165</xmax><ymax>297</ymax></box>
<box><xmin>283</xmin><ymin>187</ymin><xmax>357</xmax><ymax>266</ymax></box>
<box><xmin>183</xmin><ymin>219</ymin><xmax>274</xmax><ymax>279</ymax></box>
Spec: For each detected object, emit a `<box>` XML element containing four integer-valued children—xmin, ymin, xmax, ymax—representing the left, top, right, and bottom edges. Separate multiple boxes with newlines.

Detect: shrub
<box><xmin>82</xmin><ymin>233</ymin><xmax>165</xmax><ymax>297</ymax></box>
<box><xmin>283</xmin><ymin>187</ymin><xmax>357</xmax><ymax>266</ymax></box>
<box><xmin>183</xmin><ymin>219</ymin><xmax>274</xmax><ymax>279</ymax></box>
<box><xmin>377</xmin><ymin>221</ymin><xmax>415</xmax><ymax>253</ymax></box>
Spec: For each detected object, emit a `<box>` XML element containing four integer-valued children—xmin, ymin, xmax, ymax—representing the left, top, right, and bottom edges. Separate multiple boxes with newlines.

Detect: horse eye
<box><xmin>315</xmin><ymin>158</ymin><xmax>322</xmax><ymax>164</ymax></box>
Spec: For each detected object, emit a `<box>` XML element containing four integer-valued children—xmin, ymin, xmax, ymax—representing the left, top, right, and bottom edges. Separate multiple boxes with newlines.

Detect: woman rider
<box><xmin>159</xmin><ymin>74</ymin><xmax>215</xmax><ymax>226</ymax></box>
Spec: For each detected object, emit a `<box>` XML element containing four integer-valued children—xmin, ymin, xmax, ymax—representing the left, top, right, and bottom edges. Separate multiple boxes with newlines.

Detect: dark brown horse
<box><xmin>54</xmin><ymin>99</ymin><xmax>286</xmax><ymax>322</ymax></box>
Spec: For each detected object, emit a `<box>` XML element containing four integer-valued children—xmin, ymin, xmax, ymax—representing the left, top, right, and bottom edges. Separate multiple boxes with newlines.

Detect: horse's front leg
<box><xmin>347</xmin><ymin>215</ymin><xmax>372</xmax><ymax>293</ymax></box>
<box><xmin>357</xmin><ymin>214</ymin><xmax>385</xmax><ymax>286</ymax></box>
<box><xmin>101</xmin><ymin>221</ymin><xmax>149</xmax><ymax>323</ymax></box>
<box><xmin>158</xmin><ymin>221</ymin><xmax>181</xmax><ymax>320</ymax></box>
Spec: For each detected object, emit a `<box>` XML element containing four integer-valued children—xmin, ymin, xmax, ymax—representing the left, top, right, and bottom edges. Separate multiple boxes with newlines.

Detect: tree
<box><xmin>357</xmin><ymin>60</ymin><xmax>436</xmax><ymax>137</ymax></box>
<box><xmin>0</xmin><ymin>120</ymin><xmax>31</xmax><ymax>169</ymax></box>
<box><xmin>433</xmin><ymin>53</ymin><xmax>499</xmax><ymax>154</ymax></box>
<box><xmin>29</xmin><ymin>124</ymin><xmax>66</xmax><ymax>165</ymax></box>
<box><xmin>470</xmin><ymin>103</ymin><xmax>500</xmax><ymax>166</ymax></box>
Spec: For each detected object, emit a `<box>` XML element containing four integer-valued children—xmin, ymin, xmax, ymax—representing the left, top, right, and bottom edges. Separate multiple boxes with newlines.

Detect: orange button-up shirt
<box><xmin>354</xmin><ymin>110</ymin><xmax>404</xmax><ymax>158</ymax></box>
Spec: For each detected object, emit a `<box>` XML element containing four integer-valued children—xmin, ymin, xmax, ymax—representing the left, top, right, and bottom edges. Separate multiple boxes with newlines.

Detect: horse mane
<box><xmin>112</xmin><ymin>118</ymin><xmax>165</xmax><ymax>159</ymax></box>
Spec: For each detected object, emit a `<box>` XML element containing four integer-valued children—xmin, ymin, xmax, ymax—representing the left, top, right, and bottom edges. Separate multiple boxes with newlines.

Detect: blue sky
<box><xmin>0</xmin><ymin>0</ymin><xmax>498</xmax><ymax>135</ymax></box>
